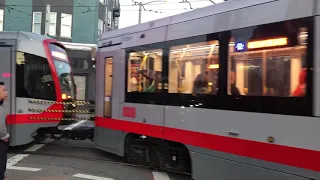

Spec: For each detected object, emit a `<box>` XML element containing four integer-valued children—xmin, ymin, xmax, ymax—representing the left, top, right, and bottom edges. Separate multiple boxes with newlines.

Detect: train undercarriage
<box><xmin>33</xmin><ymin>124</ymin><xmax>94</xmax><ymax>142</ymax></box>
<box><xmin>32</xmin><ymin>100</ymin><xmax>95</xmax><ymax>142</ymax></box>
<box><xmin>33</xmin><ymin>126</ymin><xmax>191</xmax><ymax>174</ymax></box>
<box><xmin>124</xmin><ymin>134</ymin><xmax>191</xmax><ymax>174</ymax></box>
<box><xmin>31</xmin><ymin>97</ymin><xmax>191</xmax><ymax>175</ymax></box>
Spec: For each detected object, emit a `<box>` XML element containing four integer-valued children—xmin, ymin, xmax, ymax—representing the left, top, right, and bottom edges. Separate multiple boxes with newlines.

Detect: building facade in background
<box><xmin>0</xmin><ymin>0</ymin><xmax>120</xmax><ymax>101</ymax></box>
<box><xmin>2</xmin><ymin>0</ymin><xmax>119</xmax><ymax>43</ymax></box>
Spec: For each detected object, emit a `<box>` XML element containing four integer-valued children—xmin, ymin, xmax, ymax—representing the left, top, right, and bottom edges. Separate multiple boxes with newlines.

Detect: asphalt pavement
<box><xmin>6</xmin><ymin>137</ymin><xmax>192</xmax><ymax>180</ymax></box>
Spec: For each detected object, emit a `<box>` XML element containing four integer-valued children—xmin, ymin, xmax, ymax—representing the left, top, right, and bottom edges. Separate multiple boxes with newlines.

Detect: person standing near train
<box><xmin>0</xmin><ymin>82</ymin><xmax>9</xmax><ymax>180</ymax></box>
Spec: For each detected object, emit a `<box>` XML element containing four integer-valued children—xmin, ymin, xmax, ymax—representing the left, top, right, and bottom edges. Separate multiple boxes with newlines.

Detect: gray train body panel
<box><xmin>95</xmin><ymin>0</ymin><xmax>320</xmax><ymax>180</ymax></box>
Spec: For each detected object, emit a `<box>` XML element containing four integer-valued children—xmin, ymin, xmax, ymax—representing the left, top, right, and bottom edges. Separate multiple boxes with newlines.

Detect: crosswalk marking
<box><xmin>73</xmin><ymin>173</ymin><xmax>114</xmax><ymax>180</ymax></box>
<box><xmin>7</xmin><ymin>154</ymin><xmax>29</xmax><ymax>168</ymax></box>
<box><xmin>6</xmin><ymin>154</ymin><xmax>42</xmax><ymax>171</ymax></box>
<box><xmin>8</xmin><ymin>166</ymin><xmax>41</xmax><ymax>171</ymax></box>
<box><xmin>25</xmin><ymin>144</ymin><xmax>46</xmax><ymax>152</ymax></box>
<box><xmin>152</xmin><ymin>172</ymin><xmax>171</xmax><ymax>180</ymax></box>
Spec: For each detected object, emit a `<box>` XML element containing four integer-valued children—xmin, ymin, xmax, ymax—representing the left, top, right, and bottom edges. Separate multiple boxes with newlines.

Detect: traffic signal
<box><xmin>113</xmin><ymin>8</ymin><xmax>120</xmax><ymax>18</ymax></box>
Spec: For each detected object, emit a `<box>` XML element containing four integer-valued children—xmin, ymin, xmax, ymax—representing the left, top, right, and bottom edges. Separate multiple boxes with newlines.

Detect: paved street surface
<box><xmin>6</xmin><ymin>137</ymin><xmax>192</xmax><ymax>180</ymax></box>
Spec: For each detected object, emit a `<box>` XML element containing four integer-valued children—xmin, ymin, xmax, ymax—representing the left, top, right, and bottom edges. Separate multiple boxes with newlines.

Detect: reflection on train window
<box><xmin>228</xmin><ymin>24</ymin><xmax>308</xmax><ymax>97</ymax></box>
<box><xmin>127</xmin><ymin>49</ymin><xmax>162</xmax><ymax>93</ymax></box>
<box><xmin>168</xmin><ymin>40</ymin><xmax>219</xmax><ymax>94</ymax></box>
<box><xmin>16</xmin><ymin>52</ymin><xmax>56</xmax><ymax>100</ymax></box>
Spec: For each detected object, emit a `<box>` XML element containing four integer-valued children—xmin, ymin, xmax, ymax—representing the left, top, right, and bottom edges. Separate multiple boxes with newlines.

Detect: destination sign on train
<box><xmin>247</xmin><ymin>37</ymin><xmax>288</xmax><ymax>49</ymax></box>
<box><xmin>52</xmin><ymin>51</ymin><xmax>68</xmax><ymax>60</ymax></box>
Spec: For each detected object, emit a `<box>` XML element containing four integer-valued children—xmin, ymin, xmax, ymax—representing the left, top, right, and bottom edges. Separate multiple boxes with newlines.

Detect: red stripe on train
<box><xmin>95</xmin><ymin>116</ymin><xmax>320</xmax><ymax>172</ymax></box>
<box><xmin>6</xmin><ymin>104</ymin><xmax>63</xmax><ymax>124</ymax></box>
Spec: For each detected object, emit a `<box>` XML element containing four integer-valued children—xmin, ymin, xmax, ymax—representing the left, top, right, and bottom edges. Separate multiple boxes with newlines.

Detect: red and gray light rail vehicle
<box><xmin>94</xmin><ymin>0</ymin><xmax>320</xmax><ymax>180</ymax></box>
<box><xmin>0</xmin><ymin>31</ymin><xmax>81</xmax><ymax>147</ymax></box>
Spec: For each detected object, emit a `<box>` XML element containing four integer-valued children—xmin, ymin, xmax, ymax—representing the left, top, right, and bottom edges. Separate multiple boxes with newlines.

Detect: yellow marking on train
<box><xmin>28</xmin><ymin>108</ymin><xmax>92</xmax><ymax>113</ymax></box>
<box><xmin>28</xmin><ymin>117</ymin><xmax>93</xmax><ymax>121</ymax></box>
<box><xmin>28</xmin><ymin>100</ymin><xmax>94</xmax><ymax>105</ymax></box>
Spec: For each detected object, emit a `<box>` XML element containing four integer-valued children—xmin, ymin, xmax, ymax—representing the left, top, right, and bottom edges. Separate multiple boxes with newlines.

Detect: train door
<box><xmin>104</xmin><ymin>57</ymin><xmax>113</xmax><ymax>117</ymax></box>
<box><xmin>95</xmin><ymin>49</ymin><xmax>126</xmax><ymax>155</ymax></box>
<box><xmin>0</xmin><ymin>40</ymin><xmax>16</xmax><ymax>145</ymax></box>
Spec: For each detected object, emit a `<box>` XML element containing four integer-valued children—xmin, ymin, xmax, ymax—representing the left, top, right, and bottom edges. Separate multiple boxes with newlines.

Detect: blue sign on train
<box><xmin>235</xmin><ymin>42</ymin><xmax>246</xmax><ymax>52</ymax></box>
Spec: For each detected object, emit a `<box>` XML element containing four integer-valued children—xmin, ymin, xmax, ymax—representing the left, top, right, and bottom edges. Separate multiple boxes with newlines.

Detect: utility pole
<box><xmin>138</xmin><ymin>2</ymin><xmax>142</xmax><ymax>24</ymax></box>
<box><xmin>45</xmin><ymin>4</ymin><xmax>51</xmax><ymax>36</ymax></box>
<box><xmin>134</xmin><ymin>1</ymin><xmax>163</xmax><ymax>24</ymax></box>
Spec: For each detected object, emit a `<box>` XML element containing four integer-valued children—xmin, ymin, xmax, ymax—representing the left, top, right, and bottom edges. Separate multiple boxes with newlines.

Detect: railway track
<box><xmin>9</xmin><ymin>140</ymin><xmax>192</xmax><ymax>177</ymax></box>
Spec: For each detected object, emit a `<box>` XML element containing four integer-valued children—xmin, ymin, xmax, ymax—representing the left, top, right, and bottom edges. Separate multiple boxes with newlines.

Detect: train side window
<box><xmin>228</xmin><ymin>21</ymin><xmax>308</xmax><ymax>97</ymax></box>
<box><xmin>16</xmin><ymin>51</ymin><xmax>57</xmax><ymax>101</ymax></box>
<box><xmin>127</xmin><ymin>49</ymin><xmax>163</xmax><ymax>93</ymax></box>
<box><xmin>168</xmin><ymin>40</ymin><xmax>219</xmax><ymax>95</ymax></box>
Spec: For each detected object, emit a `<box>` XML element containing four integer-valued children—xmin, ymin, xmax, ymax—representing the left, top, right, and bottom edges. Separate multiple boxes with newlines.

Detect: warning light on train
<box><xmin>247</xmin><ymin>37</ymin><xmax>288</xmax><ymax>49</ymax></box>
<box><xmin>2</xmin><ymin>72</ymin><xmax>11</xmax><ymax>78</ymax></box>
<box><xmin>52</xmin><ymin>51</ymin><xmax>68</xmax><ymax>60</ymax></box>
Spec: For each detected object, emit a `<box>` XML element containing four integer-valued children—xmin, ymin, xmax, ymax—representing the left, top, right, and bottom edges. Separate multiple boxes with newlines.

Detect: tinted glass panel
<box><xmin>49</xmin><ymin>44</ymin><xmax>76</xmax><ymax>99</ymax></box>
<box><xmin>228</xmin><ymin>20</ymin><xmax>309</xmax><ymax>97</ymax></box>
<box><xmin>127</xmin><ymin>49</ymin><xmax>162</xmax><ymax>93</ymax></box>
<box><xmin>16</xmin><ymin>51</ymin><xmax>56</xmax><ymax>101</ymax></box>
<box><xmin>168</xmin><ymin>40</ymin><xmax>219</xmax><ymax>95</ymax></box>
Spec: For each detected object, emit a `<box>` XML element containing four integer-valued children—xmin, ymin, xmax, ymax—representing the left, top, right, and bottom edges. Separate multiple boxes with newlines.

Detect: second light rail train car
<box><xmin>0</xmin><ymin>31</ymin><xmax>77</xmax><ymax>146</ymax></box>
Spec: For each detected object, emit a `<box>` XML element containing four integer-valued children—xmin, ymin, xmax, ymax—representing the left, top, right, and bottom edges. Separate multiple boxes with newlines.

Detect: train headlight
<box><xmin>62</xmin><ymin>93</ymin><xmax>67</xmax><ymax>100</ymax></box>
<box><xmin>62</xmin><ymin>94</ymin><xmax>72</xmax><ymax>100</ymax></box>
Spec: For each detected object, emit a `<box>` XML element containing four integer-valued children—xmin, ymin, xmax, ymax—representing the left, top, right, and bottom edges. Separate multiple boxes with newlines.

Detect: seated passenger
<box><xmin>138</xmin><ymin>70</ymin><xmax>162</xmax><ymax>92</ymax></box>
<box><xmin>230</xmin><ymin>71</ymin><xmax>240</xmax><ymax>95</ymax></box>
<box><xmin>192</xmin><ymin>73</ymin><xmax>209</xmax><ymax>94</ymax></box>
<box><xmin>292</xmin><ymin>68</ymin><xmax>307</xmax><ymax>97</ymax></box>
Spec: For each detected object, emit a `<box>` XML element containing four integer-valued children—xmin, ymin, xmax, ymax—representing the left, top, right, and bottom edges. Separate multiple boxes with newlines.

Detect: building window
<box><xmin>114</xmin><ymin>17</ymin><xmax>119</xmax><ymax>28</ymax></box>
<box><xmin>99</xmin><ymin>0</ymin><xmax>105</xmax><ymax>4</ymax></box>
<box><xmin>32</xmin><ymin>12</ymin><xmax>42</xmax><ymax>34</ymax></box>
<box><xmin>61</xmin><ymin>13</ymin><xmax>72</xmax><ymax>38</ymax></box>
<box><xmin>107</xmin><ymin>11</ymin><xmax>112</xmax><ymax>27</ymax></box>
<box><xmin>49</xmin><ymin>12</ymin><xmax>57</xmax><ymax>36</ymax></box>
<box><xmin>98</xmin><ymin>19</ymin><xmax>104</xmax><ymax>35</ymax></box>
<box><xmin>127</xmin><ymin>49</ymin><xmax>163</xmax><ymax>92</ymax></box>
<box><xmin>0</xmin><ymin>9</ymin><xmax>3</xmax><ymax>31</ymax></box>
<box><xmin>74</xmin><ymin>75</ymin><xmax>86</xmax><ymax>100</ymax></box>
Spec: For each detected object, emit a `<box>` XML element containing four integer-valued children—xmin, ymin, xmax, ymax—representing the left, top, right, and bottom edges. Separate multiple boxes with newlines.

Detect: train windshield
<box><xmin>49</xmin><ymin>44</ymin><xmax>76</xmax><ymax>100</ymax></box>
<box><xmin>54</xmin><ymin>60</ymin><xmax>75</xmax><ymax>99</ymax></box>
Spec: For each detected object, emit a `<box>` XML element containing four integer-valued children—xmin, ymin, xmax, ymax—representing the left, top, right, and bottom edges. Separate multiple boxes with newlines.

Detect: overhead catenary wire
<box><xmin>0</xmin><ymin>0</ymin><xmax>223</xmax><ymax>26</ymax></box>
<box><xmin>4</xmin><ymin>0</ymin><xmax>219</xmax><ymax>7</ymax></box>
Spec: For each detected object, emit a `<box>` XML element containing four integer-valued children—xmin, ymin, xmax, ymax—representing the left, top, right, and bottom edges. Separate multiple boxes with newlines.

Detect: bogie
<box><xmin>124</xmin><ymin>133</ymin><xmax>191</xmax><ymax>174</ymax></box>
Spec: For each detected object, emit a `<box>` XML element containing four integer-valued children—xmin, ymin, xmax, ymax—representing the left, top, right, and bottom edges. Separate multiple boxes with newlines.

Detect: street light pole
<box><xmin>45</xmin><ymin>4</ymin><xmax>51</xmax><ymax>35</ymax></box>
<box><xmin>135</xmin><ymin>0</ymin><xmax>164</xmax><ymax>24</ymax></box>
<box><xmin>138</xmin><ymin>2</ymin><xmax>142</xmax><ymax>24</ymax></box>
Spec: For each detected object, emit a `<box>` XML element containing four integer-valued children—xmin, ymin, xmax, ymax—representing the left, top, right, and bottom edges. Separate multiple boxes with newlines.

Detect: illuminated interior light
<box><xmin>208</xmin><ymin>64</ymin><xmax>219</xmax><ymax>69</ymax></box>
<box><xmin>300</xmin><ymin>34</ymin><xmax>308</xmax><ymax>37</ymax></box>
<box><xmin>61</xmin><ymin>94</ymin><xmax>67</xmax><ymax>100</ymax></box>
<box><xmin>52</xmin><ymin>51</ymin><xmax>68</xmax><ymax>60</ymax></box>
<box><xmin>67</xmin><ymin>95</ymin><xmax>71</xmax><ymax>98</ymax></box>
<box><xmin>170</xmin><ymin>44</ymin><xmax>218</xmax><ymax>54</ymax></box>
<box><xmin>247</xmin><ymin>38</ymin><xmax>288</xmax><ymax>49</ymax></box>
<box><xmin>208</xmin><ymin>82</ymin><xmax>213</xmax><ymax>86</ymax></box>
<box><xmin>187</xmin><ymin>45</ymin><xmax>212</xmax><ymax>51</ymax></box>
